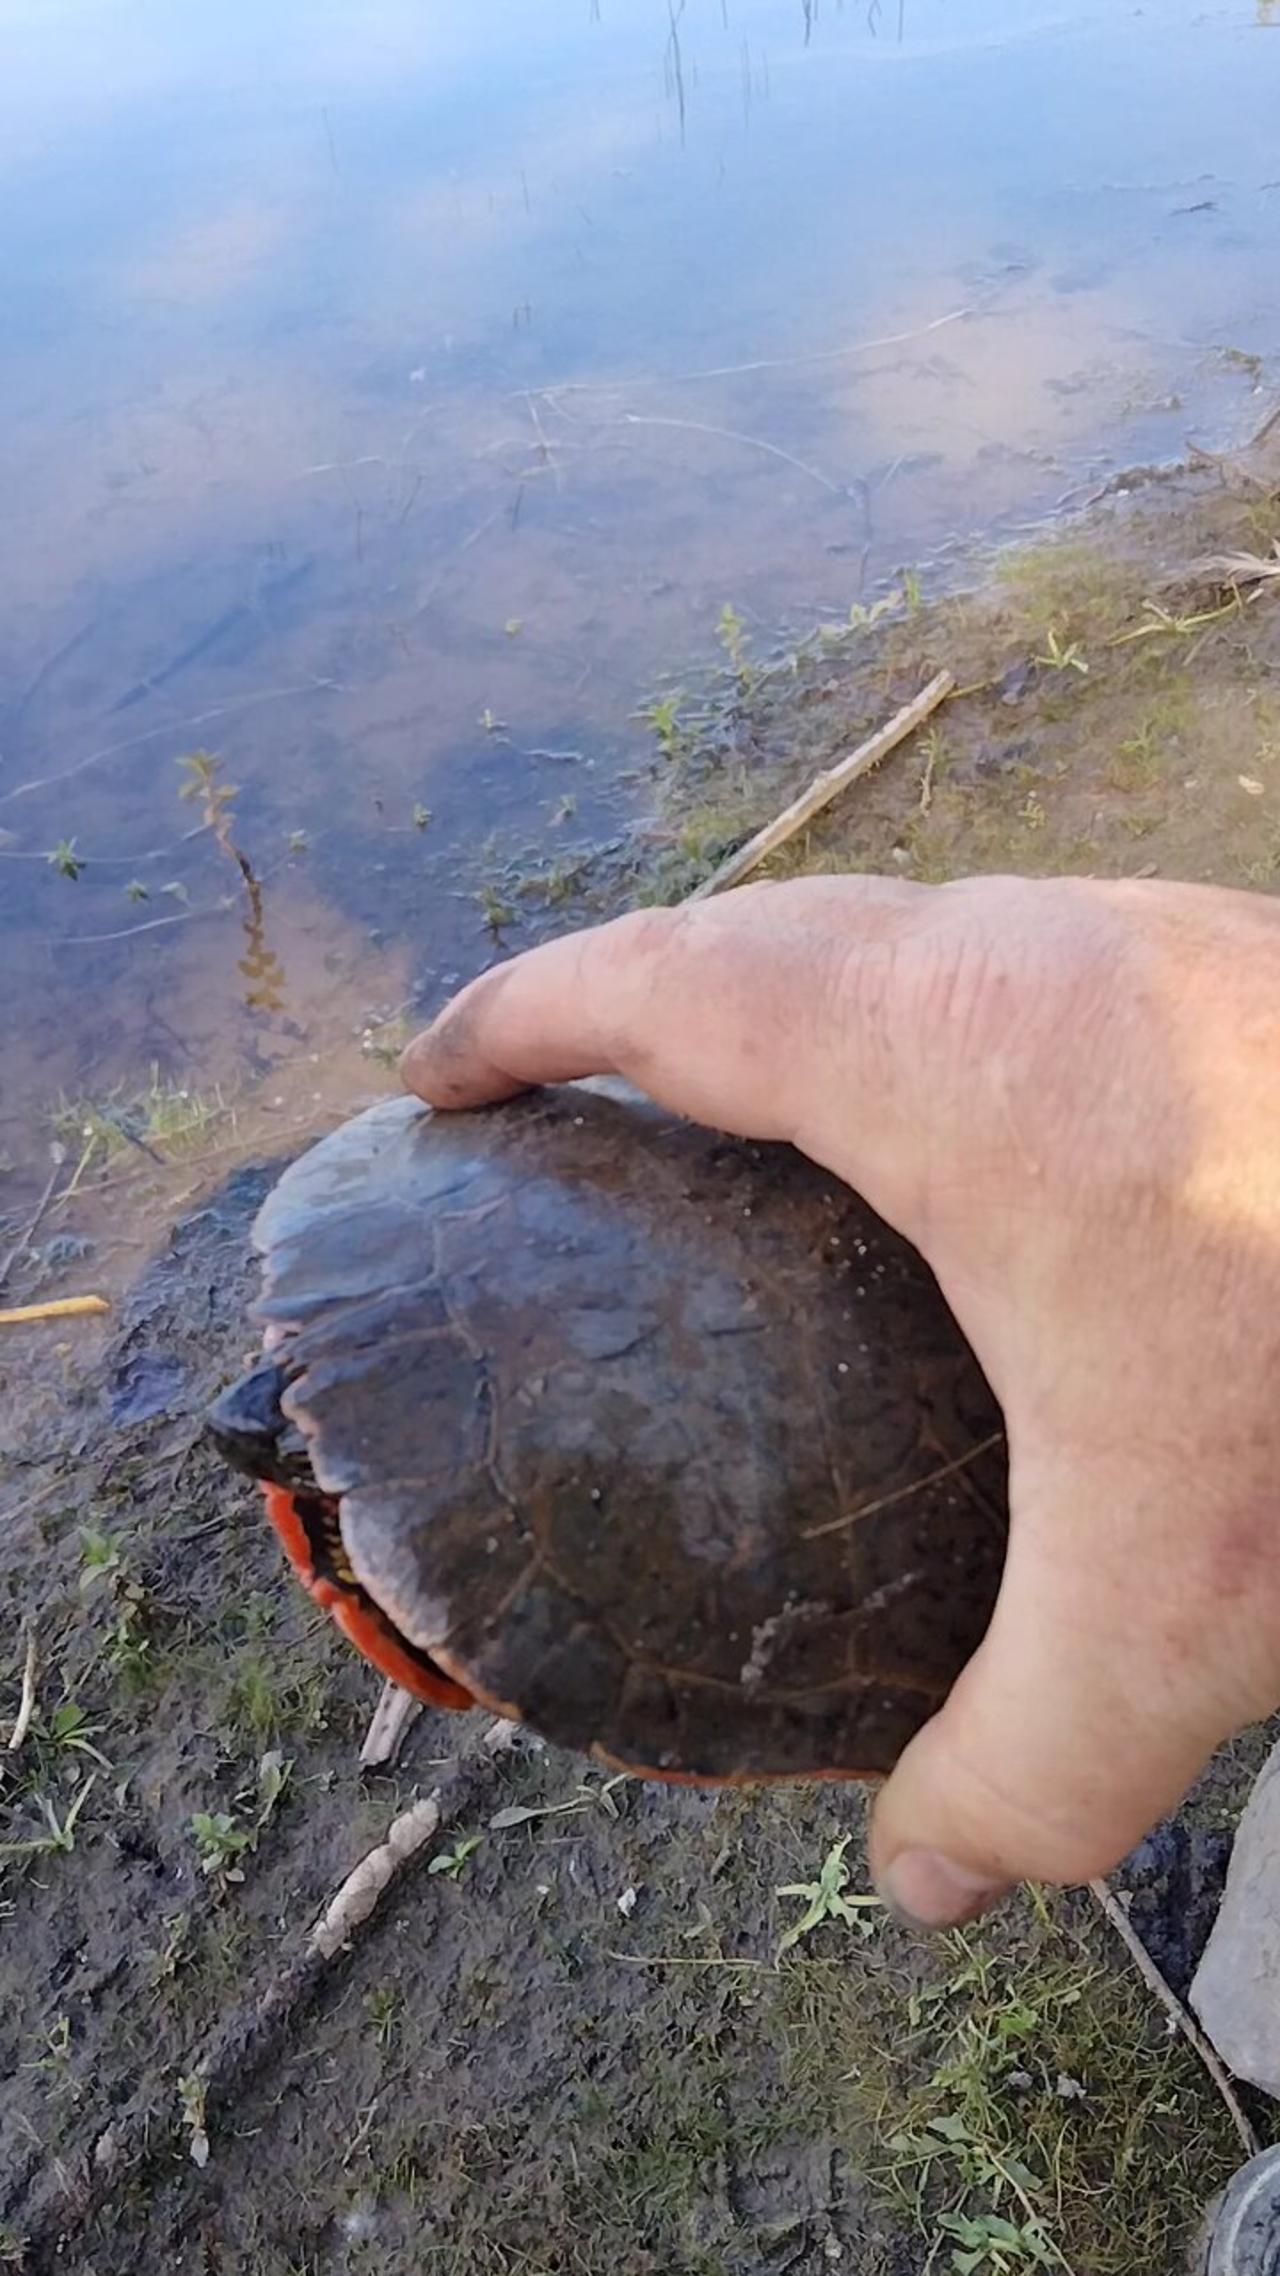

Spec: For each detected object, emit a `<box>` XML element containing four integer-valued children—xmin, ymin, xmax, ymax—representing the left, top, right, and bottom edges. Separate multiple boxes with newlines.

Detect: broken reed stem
<box><xmin>1087</xmin><ymin>1875</ymin><xmax>1258</xmax><ymax>2160</ymax></box>
<box><xmin>688</xmin><ymin>669</ymin><xmax>954</xmax><ymax>901</ymax></box>
<box><xmin>0</xmin><ymin>1294</ymin><xmax>111</xmax><ymax>1326</ymax></box>
<box><xmin>7</xmin><ymin>1628</ymin><xmax>38</xmax><ymax>1753</ymax></box>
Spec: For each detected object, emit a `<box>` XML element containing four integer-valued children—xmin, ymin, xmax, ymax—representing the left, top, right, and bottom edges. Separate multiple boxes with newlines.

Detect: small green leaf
<box><xmin>428</xmin><ymin>1833</ymin><xmax>483</xmax><ymax>1878</ymax></box>
<box><xmin>48</xmin><ymin>839</ymin><xmax>85</xmax><ymax>880</ymax></box>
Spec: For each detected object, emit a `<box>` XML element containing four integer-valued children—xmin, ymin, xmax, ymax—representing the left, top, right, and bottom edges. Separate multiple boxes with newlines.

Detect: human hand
<box><xmin>400</xmin><ymin>875</ymin><xmax>1280</xmax><ymax>1928</ymax></box>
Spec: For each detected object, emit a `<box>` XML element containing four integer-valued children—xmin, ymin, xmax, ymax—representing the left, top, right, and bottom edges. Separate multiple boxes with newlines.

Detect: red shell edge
<box><xmin>260</xmin><ymin>1482</ymin><xmax>476</xmax><ymax>1713</ymax></box>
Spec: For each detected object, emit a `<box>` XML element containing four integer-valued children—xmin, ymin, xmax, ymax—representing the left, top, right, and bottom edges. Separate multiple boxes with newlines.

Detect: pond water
<box><xmin>0</xmin><ymin>0</ymin><xmax>1277</xmax><ymax>1243</ymax></box>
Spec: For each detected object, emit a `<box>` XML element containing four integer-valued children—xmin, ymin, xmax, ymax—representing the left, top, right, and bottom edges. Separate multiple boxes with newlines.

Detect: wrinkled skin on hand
<box><xmin>400</xmin><ymin>875</ymin><xmax>1280</xmax><ymax>1929</ymax></box>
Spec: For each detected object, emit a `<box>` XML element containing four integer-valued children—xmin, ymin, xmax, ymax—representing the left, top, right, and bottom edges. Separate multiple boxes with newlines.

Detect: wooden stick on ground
<box><xmin>0</xmin><ymin>1294</ymin><xmax>111</xmax><ymax>1327</ymax></box>
<box><xmin>358</xmin><ymin>1678</ymin><xmax>424</xmax><ymax>1769</ymax></box>
<box><xmin>1088</xmin><ymin>1875</ymin><xmax>1258</xmax><ymax>2159</ymax></box>
<box><xmin>687</xmin><ymin>668</ymin><xmax>954</xmax><ymax>901</ymax></box>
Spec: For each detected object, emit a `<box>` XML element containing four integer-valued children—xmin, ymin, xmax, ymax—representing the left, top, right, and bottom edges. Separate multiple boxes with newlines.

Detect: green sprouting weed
<box><xmin>0</xmin><ymin>1776</ymin><xmax>97</xmax><ymax>1859</ymax></box>
<box><xmin>717</xmin><ymin>603</ymin><xmax>753</xmax><ymax>687</ymax></box>
<box><xmin>178</xmin><ymin>2070</ymin><xmax>210</xmax><ymax>2167</ymax></box>
<box><xmin>775</xmin><ymin>1835</ymin><xmax>882</xmax><ymax>1954</ymax></box>
<box><xmin>477</xmin><ymin>885</ymin><xmax>518</xmax><ymax>933</ymax></box>
<box><xmin>641</xmin><ymin>693</ymin><xmax>684</xmax><ymax>759</ymax></box>
<box><xmin>428</xmin><ymin>1833</ymin><xmax>483</xmax><ymax>1880</ymax></box>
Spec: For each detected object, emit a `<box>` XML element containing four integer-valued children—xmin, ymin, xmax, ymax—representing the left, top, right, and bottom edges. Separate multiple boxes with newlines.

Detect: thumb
<box><xmin>867</xmin><ymin>1447</ymin><xmax>1242</xmax><ymax>1929</ymax></box>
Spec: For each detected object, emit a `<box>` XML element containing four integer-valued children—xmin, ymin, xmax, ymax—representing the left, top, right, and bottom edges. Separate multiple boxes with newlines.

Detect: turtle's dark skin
<box><xmin>209</xmin><ymin>1082</ymin><xmax>1009</xmax><ymax>1783</ymax></box>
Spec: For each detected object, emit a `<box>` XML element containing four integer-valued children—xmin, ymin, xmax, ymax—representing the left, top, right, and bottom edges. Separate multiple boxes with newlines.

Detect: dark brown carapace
<box><xmin>204</xmin><ymin>1090</ymin><xmax>1009</xmax><ymax>1785</ymax></box>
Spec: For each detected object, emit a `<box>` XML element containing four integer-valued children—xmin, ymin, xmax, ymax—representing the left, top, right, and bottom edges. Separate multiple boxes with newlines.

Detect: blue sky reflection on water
<box><xmin>0</xmin><ymin>0</ymin><xmax>1276</xmax><ymax>1203</ymax></box>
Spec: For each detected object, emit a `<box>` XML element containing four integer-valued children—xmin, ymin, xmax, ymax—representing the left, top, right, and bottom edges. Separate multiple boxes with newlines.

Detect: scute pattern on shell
<box><xmin>254</xmin><ymin>1086</ymin><xmax>1008</xmax><ymax>1780</ymax></box>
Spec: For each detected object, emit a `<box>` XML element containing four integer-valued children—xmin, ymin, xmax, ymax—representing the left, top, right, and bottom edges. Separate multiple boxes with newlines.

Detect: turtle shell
<box><xmin>214</xmin><ymin>1084</ymin><xmax>1008</xmax><ymax>1782</ymax></box>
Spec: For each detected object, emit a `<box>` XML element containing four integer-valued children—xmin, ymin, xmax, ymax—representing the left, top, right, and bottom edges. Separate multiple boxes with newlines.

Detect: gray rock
<box><xmin>1192</xmin><ymin>1742</ymin><xmax>1280</xmax><ymax>2096</ymax></box>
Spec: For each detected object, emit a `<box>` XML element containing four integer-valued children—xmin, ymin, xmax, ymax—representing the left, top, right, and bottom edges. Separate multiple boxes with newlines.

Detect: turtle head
<box><xmin>208</xmin><ymin>1359</ymin><xmax>314</xmax><ymax>1491</ymax></box>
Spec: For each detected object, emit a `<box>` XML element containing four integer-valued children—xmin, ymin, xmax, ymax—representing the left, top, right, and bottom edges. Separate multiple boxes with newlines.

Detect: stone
<box><xmin>1191</xmin><ymin>1742</ymin><xmax>1280</xmax><ymax>2097</ymax></box>
<box><xmin>1118</xmin><ymin>1818</ymin><xmax>1233</xmax><ymax>2001</ymax></box>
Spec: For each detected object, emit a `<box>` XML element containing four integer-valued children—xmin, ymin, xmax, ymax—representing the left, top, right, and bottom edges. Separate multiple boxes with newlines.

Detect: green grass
<box><xmin>774</xmin><ymin>1886</ymin><xmax>1242</xmax><ymax>2276</ymax></box>
<box><xmin>51</xmin><ymin>1064</ymin><xmax>232</xmax><ymax>1178</ymax></box>
<box><xmin>221</xmin><ymin>1643</ymin><xmax>333</xmax><ymax>1745</ymax></box>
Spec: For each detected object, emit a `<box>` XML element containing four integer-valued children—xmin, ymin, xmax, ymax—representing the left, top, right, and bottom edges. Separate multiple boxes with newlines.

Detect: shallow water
<box><xmin>0</xmin><ymin>0</ymin><xmax>1277</xmax><ymax>1227</ymax></box>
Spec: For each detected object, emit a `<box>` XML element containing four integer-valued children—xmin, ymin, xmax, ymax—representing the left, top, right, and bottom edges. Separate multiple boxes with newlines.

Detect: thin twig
<box><xmin>0</xmin><ymin>825</ymin><xmax>209</xmax><ymax>867</ymax></box>
<box><xmin>57</xmin><ymin>897</ymin><xmax>235</xmax><ymax>947</ymax></box>
<box><xmin>0</xmin><ymin>1477</ymin><xmax>64</xmax><ymax>1536</ymax></box>
<box><xmin>688</xmin><ymin>670</ymin><xmax>955</xmax><ymax>900</ymax></box>
<box><xmin>0</xmin><ymin>1294</ymin><xmax>111</xmax><ymax>1326</ymax></box>
<box><xmin>1088</xmin><ymin>1875</ymin><xmax>1258</xmax><ymax>2159</ymax></box>
<box><xmin>623</xmin><ymin>411</ymin><xmax>845</xmax><ymax>495</ymax></box>
<box><xmin>803</xmin><ymin>1430</ymin><xmax>1005</xmax><ymax>1540</ymax></box>
<box><xmin>526</xmin><ymin>392</ymin><xmax>562</xmax><ymax>491</ymax></box>
<box><xmin>530</xmin><ymin>298</ymin><xmax>991</xmax><ymax>398</ymax></box>
<box><xmin>7</xmin><ymin>1627</ymin><xmax>38</xmax><ymax>1753</ymax></box>
<box><xmin>0</xmin><ymin>1153</ymin><xmax>64</xmax><ymax>1297</ymax></box>
<box><xmin>0</xmin><ymin>679</ymin><xmax>338</xmax><ymax>812</ymax></box>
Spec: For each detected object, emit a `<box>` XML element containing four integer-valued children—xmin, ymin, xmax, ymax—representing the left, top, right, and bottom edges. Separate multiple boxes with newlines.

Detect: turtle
<box><xmin>208</xmin><ymin>1082</ymin><xmax>1008</xmax><ymax>1783</ymax></box>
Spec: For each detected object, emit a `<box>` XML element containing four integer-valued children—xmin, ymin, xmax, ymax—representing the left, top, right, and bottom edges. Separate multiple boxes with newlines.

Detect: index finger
<box><xmin>398</xmin><ymin>878</ymin><xmax>927</xmax><ymax>1161</ymax></box>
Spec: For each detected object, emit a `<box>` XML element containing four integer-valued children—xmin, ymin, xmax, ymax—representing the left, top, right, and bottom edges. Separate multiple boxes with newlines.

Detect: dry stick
<box><xmin>6</xmin><ymin>1627</ymin><xmax>38</xmax><ymax>1753</ymax></box>
<box><xmin>688</xmin><ymin>670</ymin><xmax>955</xmax><ymax>901</ymax></box>
<box><xmin>358</xmin><ymin>1678</ymin><xmax>424</xmax><ymax>1769</ymax></box>
<box><xmin>1088</xmin><ymin>1875</ymin><xmax>1258</xmax><ymax>2160</ymax></box>
<box><xmin>0</xmin><ymin>1295</ymin><xmax>111</xmax><ymax>1327</ymax></box>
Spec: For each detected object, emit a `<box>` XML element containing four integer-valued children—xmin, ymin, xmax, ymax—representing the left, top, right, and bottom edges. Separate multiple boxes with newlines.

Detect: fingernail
<box><xmin>879</xmin><ymin>1849</ymin><xmax>1011</xmax><ymax>1931</ymax></box>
